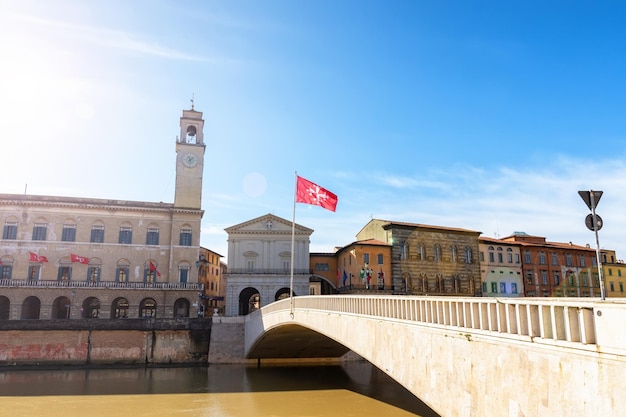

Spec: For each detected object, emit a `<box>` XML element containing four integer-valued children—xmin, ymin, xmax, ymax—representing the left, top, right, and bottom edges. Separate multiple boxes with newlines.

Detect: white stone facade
<box><xmin>224</xmin><ymin>214</ymin><xmax>313</xmax><ymax>316</ymax></box>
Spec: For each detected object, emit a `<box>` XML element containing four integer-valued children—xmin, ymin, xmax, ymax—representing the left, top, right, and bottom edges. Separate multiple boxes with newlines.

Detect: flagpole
<box><xmin>290</xmin><ymin>171</ymin><xmax>297</xmax><ymax>317</ymax></box>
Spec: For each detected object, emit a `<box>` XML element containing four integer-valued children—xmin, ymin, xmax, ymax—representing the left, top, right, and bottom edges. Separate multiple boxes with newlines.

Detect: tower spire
<box><xmin>190</xmin><ymin>93</ymin><xmax>195</xmax><ymax>110</ymax></box>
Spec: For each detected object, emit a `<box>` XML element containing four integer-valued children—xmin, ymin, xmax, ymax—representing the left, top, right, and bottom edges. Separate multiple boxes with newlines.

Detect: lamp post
<box><xmin>195</xmin><ymin>254</ymin><xmax>210</xmax><ymax>317</ymax></box>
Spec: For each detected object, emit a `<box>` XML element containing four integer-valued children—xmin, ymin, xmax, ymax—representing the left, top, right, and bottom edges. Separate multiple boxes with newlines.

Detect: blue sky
<box><xmin>1</xmin><ymin>1</ymin><xmax>626</xmax><ymax>262</ymax></box>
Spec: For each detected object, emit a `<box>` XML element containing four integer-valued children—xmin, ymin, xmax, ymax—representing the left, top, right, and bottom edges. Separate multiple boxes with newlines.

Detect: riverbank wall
<box><xmin>0</xmin><ymin>318</ymin><xmax>211</xmax><ymax>367</ymax></box>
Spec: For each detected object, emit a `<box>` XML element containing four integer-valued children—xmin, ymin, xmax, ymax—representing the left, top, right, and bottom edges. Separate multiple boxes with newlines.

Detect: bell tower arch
<box><xmin>174</xmin><ymin>100</ymin><xmax>205</xmax><ymax>209</ymax></box>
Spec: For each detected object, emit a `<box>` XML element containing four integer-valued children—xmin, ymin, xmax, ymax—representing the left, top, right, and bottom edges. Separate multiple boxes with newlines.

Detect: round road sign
<box><xmin>585</xmin><ymin>214</ymin><xmax>603</xmax><ymax>231</ymax></box>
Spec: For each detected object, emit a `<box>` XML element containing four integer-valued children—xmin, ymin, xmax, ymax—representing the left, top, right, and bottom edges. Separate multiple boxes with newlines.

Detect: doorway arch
<box><xmin>21</xmin><ymin>296</ymin><xmax>41</xmax><ymax>319</ymax></box>
<box><xmin>238</xmin><ymin>287</ymin><xmax>260</xmax><ymax>315</ymax></box>
<box><xmin>111</xmin><ymin>297</ymin><xmax>129</xmax><ymax>318</ymax></box>
<box><xmin>82</xmin><ymin>297</ymin><xmax>101</xmax><ymax>318</ymax></box>
<box><xmin>0</xmin><ymin>296</ymin><xmax>10</xmax><ymax>320</ymax></box>
<box><xmin>174</xmin><ymin>298</ymin><xmax>190</xmax><ymax>318</ymax></box>
<box><xmin>52</xmin><ymin>296</ymin><xmax>72</xmax><ymax>319</ymax></box>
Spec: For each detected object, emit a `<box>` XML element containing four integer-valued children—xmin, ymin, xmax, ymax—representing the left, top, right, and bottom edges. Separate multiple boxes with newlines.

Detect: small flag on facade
<box><xmin>149</xmin><ymin>261</ymin><xmax>162</xmax><ymax>277</ymax></box>
<box><xmin>70</xmin><ymin>253</ymin><xmax>89</xmax><ymax>264</ymax></box>
<box><xmin>29</xmin><ymin>252</ymin><xmax>49</xmax><ymax>263</ymax></box>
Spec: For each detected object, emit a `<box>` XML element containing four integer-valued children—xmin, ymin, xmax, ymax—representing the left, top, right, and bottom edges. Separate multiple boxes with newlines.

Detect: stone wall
<box><xmin>0</xmin><ymin>318</ymin><xmax>211</xmax><ymax>366</ymax></box>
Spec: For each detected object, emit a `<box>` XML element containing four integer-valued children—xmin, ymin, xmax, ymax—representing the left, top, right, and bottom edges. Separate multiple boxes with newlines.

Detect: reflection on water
<box><xmin>0</xmin><ymin>363</ymin><xmax>441</xmax><ymax>417</ymax></box>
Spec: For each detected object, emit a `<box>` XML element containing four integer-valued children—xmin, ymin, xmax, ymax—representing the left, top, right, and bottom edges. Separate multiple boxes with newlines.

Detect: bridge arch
<box><xmin>245</xmin><ymin>295</ymin><xmax>626</xmax><ymax>417</ymax></box>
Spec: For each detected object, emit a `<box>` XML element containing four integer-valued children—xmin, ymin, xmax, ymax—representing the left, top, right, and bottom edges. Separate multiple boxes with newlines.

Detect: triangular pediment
<box><xmin>225</xmin><ymin>213</ymin><xmax>313</xmax><ymax>235</ymax></box>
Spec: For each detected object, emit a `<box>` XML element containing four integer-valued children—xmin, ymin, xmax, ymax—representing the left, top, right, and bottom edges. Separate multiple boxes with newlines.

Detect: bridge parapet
<box><xmin>254</xmin><ymin>295</ymin><xmax>626</xmax><ymax>355</ymax></box>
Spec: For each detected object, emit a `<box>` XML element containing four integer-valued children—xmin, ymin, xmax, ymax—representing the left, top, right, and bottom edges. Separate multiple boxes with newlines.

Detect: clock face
<box><xmin>182</xmin><ymin>153</ymin><xmax>198</xmax><ymax>168</ymax></box>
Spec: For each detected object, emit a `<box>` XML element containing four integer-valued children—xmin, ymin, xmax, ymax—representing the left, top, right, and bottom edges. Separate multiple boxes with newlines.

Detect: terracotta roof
<box><xmin>381</xmin><ymin>220</ymin><xmax>481</xmax><ymax>234</ymax></box>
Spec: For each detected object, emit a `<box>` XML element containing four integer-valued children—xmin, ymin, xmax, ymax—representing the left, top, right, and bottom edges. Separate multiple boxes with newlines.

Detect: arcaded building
<box><xmin>0</xmin><ymin>107</ymin><xmax>206</xmax><ymax>320</ymax></box>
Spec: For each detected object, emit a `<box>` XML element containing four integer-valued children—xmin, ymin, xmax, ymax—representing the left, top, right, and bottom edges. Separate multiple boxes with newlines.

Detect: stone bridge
<box><xmin>245</xmin><ymin>295</ymin><xmax>626</xmax><ymax>417</ymax></box>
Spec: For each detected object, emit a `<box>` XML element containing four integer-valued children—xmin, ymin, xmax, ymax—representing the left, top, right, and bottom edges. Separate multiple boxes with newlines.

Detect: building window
<box><xmin>88</xmin><ymin>266</ymin><xmax>101</xmax><ymax>283</ymax></box>
<box><xmin>118</xmin><ymin>227</ymin><xmax>132</xmax><ymax>244</ymax></box>
<box><xmin>500</xmin><ymin>282</ymin><xmax>506</xmax><ymax>293</ymax></box>
<box><xmin>620</xmin><ymin>282</ymin><xmax>624</xmax><ymax>293</ymax></box>
<box><xmin>28</xmin><ymin>264</ymin><xmax>41</xmax><ymax>281</ymax></box>
<box><xmin>497</xmin><ymin>249</ymin><xmax>503</xmax><ymax>263</ymax></box>
<box><xmin>377</xmin><ymin>253</ymin><xmax>384</xmax><ymax>264</ymax></box>
<box><xmin>450</xmin><ymin>246</ymin><xmax>457</xmax><ymax>263</ymax></box>
<box><xmin>511</xmin><ymin>283</ymin><xmax>518</xmax><ymax>294</ymax></box>
<box><xmin>180</xmin><ymin>229</ymin><xmax>192</xmax><ymax>246</ymax></box>
<box><xmin>553</xmin><ymin>271</ymin><xmax>560</xmax><ymax>286</ymax></box>
<box><xmin>144</xmin><ymin>264</ymin><xmax>158</xmax><ymax>284</ymax></box>
<box><xmin>551</xmin><ymin>253</ymin><xmax>558</xmax><ymax>265</ymax></box>
<box><xmin>524</xmin><ymin>252</ymin><xmax>531</xmax><ymax>263</ymax></box>
<box><xmin>246</xmin><ymin>260</ymin><xmax>254</xmax><ymax>271</ymax></box>
<box><xmin>418</xmin><ymin>244</ymin><xmax>425</xmax><ymax>261</ymax></box>
<box><xmin>610</xmin><ymin>282</ymin><xmax>615</xmax><ymax>291</ymax></box>
<box><xmin>116</xmin><ymin>265</ymin><xmax>129</xmax><ymax>282</ymax></box>
<box><xmin>315</xmin><ymin>263</ymin><xmax>329</xmax><ymax>272</ymax></box>
<box><xmin>61</xmin><ymin>224</ymin><xmax>76</xmax><ymax>242</ymax></box>
<box><xmin>0</xmin><ymin>260</ymin><xmax>12</xmax><ymax>280</ymax></box>
<box><xmin>608</xmin><ymin>269</ymin><xmax>613</xmax><ymax>276</ymax></box>
<box><xmin>32</xmin><ymin>224</ymin><xmax>47</xmax><ymax>241</ymax></box>
<box><xmin>363</xmin><ymin>253</ymin><xmax>370</xmax><ymax>265</ymax></box>
<box><xmin>58</xmin><ymin>265</ymin><xmax>72</xmax><ymax>282</ymax></box>
<box><xmin>525</xmin><ymin>271</ymin><xmax>533</xmax><ymax>285</ymax></box>
<box><xmin>507</xmin><ymin>248</ymin><xmax>513</xmax><ymax>263</ymax></box>
<box><xmin>541</xmin><ymin>270</ymin><xmax>548</xmax><ymax>285</ymax></box>
<box><xmin>146</xmin><ymin>228</ymin><xmax>159</xmax><ymax>245</ymax></box>
<box><xmin>482</xmin><ymin>282</ymin><xmax>487</xmax><ymax>293</ymax></box>
<box><xmin>401</xmin><ymin>242</ymin><xmax>408</xmax><ymax>260</ymax></box>
<box><xmin>140</xmin><ymin>298</ymin><xmax>157</xmax><ymax>318</ymax></box>
<box><xmin>464</xmin><ymin>246</ymin><xmax>473</xmax><ymax>262</ymax></box>
<box><xmin>580</xmin><ymin>255</ymin><xmax>586</xmax><ymax>267</ymax></box>
<box><xmin>515</xmin><ymin>254</ymin><xmax>520</xmax><ymax>264</ymax></box>
<box><xmin>488</xmin><ymin>246</ymin><xmax>494</xmax><ymax>262</ymax></box>
<box><xmin>2</xmin><ymin>222</ymin><xmax>17</xmax><ymax>240</ymax></box>
<box><xmin>565</xmin><ymin>254</ymin><xmax>573</xmax><ymax>266</ymax></box>
<box><xmin>539</xmin><ymin>252</ymin><xmax>546</xmax><ymax>265</ymax></box>
<box><xmin>91</xmin><ymin>225</ymin><xmax>105</xmax><ymax>243</ymax></box>
<box><xmin>491</xmin><ymin>282</ymin><xmax>498</xmax><ymax>293</ymax></box>
<box><xmin>434</xmin><ymin>245</ymin><xmax>441</xmax><ymax>262</ymax></box>
<box><xmin>179</xmin><ymin>266</ymin><xmax>190</xmax><ymax>284</ymax></box>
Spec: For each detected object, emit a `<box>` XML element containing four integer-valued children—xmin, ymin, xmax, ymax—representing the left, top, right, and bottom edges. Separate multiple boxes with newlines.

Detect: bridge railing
<box><xmin>258</xmin><ymin>295</ymin><xmax>626</xmax><ymax>355</ymax></box>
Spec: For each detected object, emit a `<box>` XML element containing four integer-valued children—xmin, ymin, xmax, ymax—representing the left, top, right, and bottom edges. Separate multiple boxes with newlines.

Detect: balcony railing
<box><xmin>226</xmin><ymin>268</ymin><xmax>312</xmax><ymax>275</ymax></box>
<box><xmin>0</xmin><ymin>279</ymin><xmax>200</xmax><ymax>290</ymax></box>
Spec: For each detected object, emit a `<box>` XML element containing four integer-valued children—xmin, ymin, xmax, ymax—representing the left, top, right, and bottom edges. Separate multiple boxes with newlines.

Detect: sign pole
<box><xmin>590</xmin><ymin>192</ymin><xmax>606</xmax><ymax>300</ymax></box>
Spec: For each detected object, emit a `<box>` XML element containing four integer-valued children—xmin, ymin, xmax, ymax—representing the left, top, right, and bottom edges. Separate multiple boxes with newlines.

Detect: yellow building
<box><xmin>602</xmin><ymin>249</ymin><xmax>626</xmax><ymax>298</ymax></box>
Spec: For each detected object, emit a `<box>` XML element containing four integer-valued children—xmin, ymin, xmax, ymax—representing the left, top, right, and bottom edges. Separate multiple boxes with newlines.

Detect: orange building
<box><xmin>333</xmin><ymin>239</ymin><xmax>392</xmax><ymax>292</ymax></box>
<box><xmin>197</xmin><ymin>247</ymin><xmax>225</xmax><ymax>315</ymax></box>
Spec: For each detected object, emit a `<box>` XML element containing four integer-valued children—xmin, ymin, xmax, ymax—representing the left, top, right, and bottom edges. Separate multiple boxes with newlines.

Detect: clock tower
<box><xmin>174</xmin><ymin>104</ymin><xmax>205</xmax><ymax>209</ymax></box>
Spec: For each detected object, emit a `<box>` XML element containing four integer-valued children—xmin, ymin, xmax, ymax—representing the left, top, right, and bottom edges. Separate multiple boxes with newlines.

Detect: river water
<box><xmin>0</xmin><ymin>362</ymin><xmax>440</xmax><ymax>417</ymax></box>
